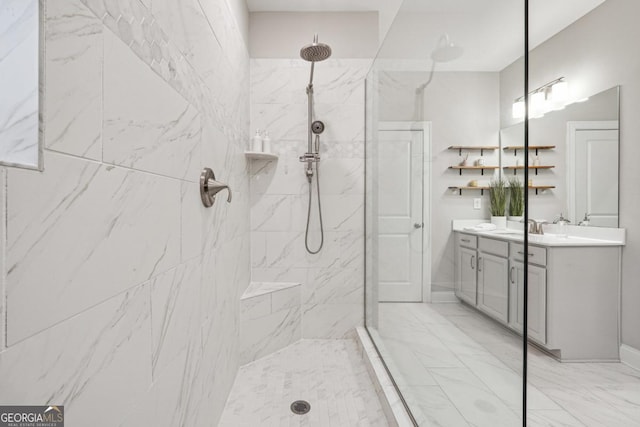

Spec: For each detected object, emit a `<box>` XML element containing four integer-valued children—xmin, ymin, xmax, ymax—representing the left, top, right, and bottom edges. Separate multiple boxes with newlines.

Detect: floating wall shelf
<box><xmin>503</xmin><ymin>165</ymin><xmax>555</xmax><ymax>175</ymax></box>
<box><xmin>448</xmin><ymin>145</ymin><xmax>499</xmax><ymax>156</ymax></box>
<box><xmin>448</xmin><ymin>186</ymin><xmax>490</xmax><ymax>195</ymax></box>
<box><xmin>503</xmin><ymin>145</ymin><xmax>556</xmax><ymax>155</ymax></box>
<box><xmin>244</xmin><ymin>151</ymin><xmax>278</xmax><ymax>161</ymax></box>
<box><xmin>449</xmin><ymin>165</ymin><xmax>499</xmax><ymax>176</ymax></box>
<box><xmin>528</xmin><ymin>185</ymin><xmax>555</xmax><ymax>194</ymax></box>
<box><xmin>448</xmin><ymin>185</ymin><xmax>555</xmax><ymax>195</ymax></box>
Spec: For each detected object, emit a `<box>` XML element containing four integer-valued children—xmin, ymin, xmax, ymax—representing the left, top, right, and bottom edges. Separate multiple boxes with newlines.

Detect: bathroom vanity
<box><xmin>453</xmin><ymin>221</ymin><xmax>625</xmax><ymax>361</ymax></box>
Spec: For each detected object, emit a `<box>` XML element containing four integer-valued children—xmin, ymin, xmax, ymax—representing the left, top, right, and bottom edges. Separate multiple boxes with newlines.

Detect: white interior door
<box><xmin>574</xmin><ymin>129</ymin><xmax>618</xmax><ymax>227</ymax></box>
<box><xmin>377</xmin><ymin>129</ymin><xmax>423</xmax><ymax>302</ymax></box>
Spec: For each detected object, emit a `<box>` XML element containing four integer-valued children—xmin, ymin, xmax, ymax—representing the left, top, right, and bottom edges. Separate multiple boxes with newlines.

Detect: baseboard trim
<box><xmin>620</xmin><ymin>344</ymin><xmax>640</xmax><ymax>372</ymax></box>
<box><xmin>430</xmin><ymin>291</ymin><xmax>458</xmax><ymax>303</ymax></box>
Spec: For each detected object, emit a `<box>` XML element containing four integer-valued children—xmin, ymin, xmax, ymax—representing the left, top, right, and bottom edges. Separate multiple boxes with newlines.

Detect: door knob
<box><xmin>413</xmin><ymin>222</ymin><xmax>423</xmax><ymax>229</ymax></box>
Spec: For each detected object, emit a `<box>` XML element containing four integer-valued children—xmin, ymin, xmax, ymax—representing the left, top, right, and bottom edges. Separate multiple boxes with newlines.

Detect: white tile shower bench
<box><xmin>239</xmin><ymin>281</ymin><xmax>302</xmax><ymax>364</ymax></box>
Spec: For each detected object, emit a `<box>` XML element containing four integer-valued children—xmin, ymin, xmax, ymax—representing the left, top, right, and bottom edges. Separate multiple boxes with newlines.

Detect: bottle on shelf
<box><xmin>251</xmin><ymin>129</ymin><xmax>263</xmax><ymax>152</ymax></box>
<box><xmin>262</xmin><ymin>131</ymin><xmax>271</xmax><ymax>154</ymax></box>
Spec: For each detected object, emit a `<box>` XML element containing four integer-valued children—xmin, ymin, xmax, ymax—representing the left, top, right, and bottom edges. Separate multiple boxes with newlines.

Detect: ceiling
<box><xmin>246</xmin><ymin>0</ymin><xmax>606</xmax><ymax>71</ymax></box>
<box><xmin>246</xmin><ymin>0</ymin><xmax>391</xmax><ymax>12</ymax></box>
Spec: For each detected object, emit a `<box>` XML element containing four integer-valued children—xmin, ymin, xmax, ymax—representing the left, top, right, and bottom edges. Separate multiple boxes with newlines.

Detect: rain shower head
<box><xmin>300</xmin><ymin>34</ymin><xmax>332</xmax><ymax>62</ymax></box>
<box><xmin>416</xmin><ymin>34</ymin><xmax>463</xmax><ymax>93</ymax></box>
<box><xmin>430</xmin><ymin>33</ymin><xmax>464</xmax><ymax>63</ymax></box>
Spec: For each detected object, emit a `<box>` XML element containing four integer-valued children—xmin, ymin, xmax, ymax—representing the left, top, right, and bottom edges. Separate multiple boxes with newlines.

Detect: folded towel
<box><xmin>463</xmin><ymin>223</ymin><xmax>497</xmax><ymax>231</ymax></box>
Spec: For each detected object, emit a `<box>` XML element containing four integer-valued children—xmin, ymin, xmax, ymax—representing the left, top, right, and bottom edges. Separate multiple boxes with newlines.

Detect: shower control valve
<box><xmin>299</xmin><ymin>153</ymin><xmax>320</xmax><ymax>162</ymax></box>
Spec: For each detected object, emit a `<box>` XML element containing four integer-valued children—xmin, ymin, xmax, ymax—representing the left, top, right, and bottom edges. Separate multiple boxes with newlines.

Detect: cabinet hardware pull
<box><xmin>461</xmin><ymin>238</ymin><xmax>471</xmax><ymax>243</ymax></box>
<box><xmin>478</xmin><ymin>257</ymin><xmax>482</xmax><ymax>272</ymax></box>
<box><xmin>510</xmin><ymin>266</ymin><xmax>515</xmax><ymax>283</ymax></box>
<box><xmin>471</xmin><ymin>255</ymin><xmax>475</xmax><ymax>269</ymax></box>
<box><xmin>517</xmin><ymin>251</ymin><xmax>534</xmax><ymax>256</ymax></box>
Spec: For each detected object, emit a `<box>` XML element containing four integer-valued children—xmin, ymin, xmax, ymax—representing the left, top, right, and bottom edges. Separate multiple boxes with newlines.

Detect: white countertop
<box><xmin>452</xmin><ymin>220</ymin><xmax>625</xmax><ymax>247</ymax></box>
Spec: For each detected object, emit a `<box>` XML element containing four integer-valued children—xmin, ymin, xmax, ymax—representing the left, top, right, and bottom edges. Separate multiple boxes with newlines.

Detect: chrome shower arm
<box><xmin>306</xmin><ymin>80</ymin><xmax>314</xmax><ymax>154</ymax></box>
<box><xmin>308</xmin><ymin>61</ymin><xmax>315</xmax><ymax>88</ymax></box>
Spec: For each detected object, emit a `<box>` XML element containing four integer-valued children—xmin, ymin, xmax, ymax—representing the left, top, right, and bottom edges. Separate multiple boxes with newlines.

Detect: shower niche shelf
<box><xmin>244</xmin><ymin>151</ymin><xmax>278</xmax><ymax>161</ymax></box>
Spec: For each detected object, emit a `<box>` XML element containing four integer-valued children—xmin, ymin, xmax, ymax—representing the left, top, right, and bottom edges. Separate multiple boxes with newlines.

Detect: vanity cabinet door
<box><xmin>477</xmin><ymin>253</ymin><xmax>509</xmax><ymax>323</ymax></box>
<box><xmin>457</xmin><ymin>247</ymin><xmax>477</xmax><ymax>305</ymax></box>
<box><xmin>509</xmin><ymin>260</ymin><xmax>547</xmax><ymax>344</ymax></box>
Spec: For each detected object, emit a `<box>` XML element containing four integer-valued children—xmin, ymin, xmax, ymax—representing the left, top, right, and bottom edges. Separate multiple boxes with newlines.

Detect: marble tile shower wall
<box><xmin>0</xmin><ymin>0</ymin><xmax>250</xmax><ymax>426</ymax></box>
<box><xmin>250</xmin><ymin>58</ymin><xmax>369</xmax><ymax>339</ymax></box>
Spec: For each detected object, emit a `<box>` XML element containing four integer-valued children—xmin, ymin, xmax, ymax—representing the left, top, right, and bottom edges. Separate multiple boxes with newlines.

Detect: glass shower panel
<box><xmin>365</xmin><ymin>0</ymin><xmax>526</xmax><ymax>425</ymax></box>
<box><xmin>526</xmin><ymin>1</ymin><xmax>636</xmax><ymax>425</ymax></box>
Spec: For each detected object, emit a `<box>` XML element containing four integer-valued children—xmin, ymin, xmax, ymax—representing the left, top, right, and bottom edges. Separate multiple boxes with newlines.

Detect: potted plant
<box><xmin>508</xmin><ymin>176</ymin><xmax>524</xmax><ymax>221</ymax></box>
<box><xmin>489</xmin><ymin>177</ymin><xmax>507</xmax><ymax>228</ymax></box>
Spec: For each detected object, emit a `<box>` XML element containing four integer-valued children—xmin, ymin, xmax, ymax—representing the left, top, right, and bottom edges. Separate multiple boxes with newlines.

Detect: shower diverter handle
<box><xmin>200</xmin><ymin>168</ymin><xmax>232</xmax><ymax>207</ymax></box>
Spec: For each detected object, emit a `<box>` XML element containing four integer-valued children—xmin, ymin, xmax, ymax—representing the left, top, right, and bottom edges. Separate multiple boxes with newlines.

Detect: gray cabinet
<box><xmin>478</xmin><ymin>252</ymin><xmax>509</xmax><ymax>323</ymax></box>
<box><xmin>477</xmin><ymin>237</ymin><xmax>509</xmax><ymax>323</ymax></box>
<box><xmin>458</xmin><ymin>247</ymin><xmax>477</xmax><ymax>305</ymax></box>
<box><xmin>508</xmin><ymin>260</ymin><xmax>547</xmax><ymax>344</ymax></box>
<box><xmin>454</xmin><ymin>233</ymin><xmax>477</xmax><ymax>305</ymax></box>
<box><xmin>508</xmin><ymin>243</ymin><xmax>547</xmax><ymax>344</ymax></box>
<box><xmin>453</xmin><ymin>230</ymin><xmax>621</xmax><ymax>361</ymax></box>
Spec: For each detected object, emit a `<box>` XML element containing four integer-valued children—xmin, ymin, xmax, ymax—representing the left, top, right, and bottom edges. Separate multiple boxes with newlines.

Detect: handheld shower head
<box><xmin>311</xmin><ymin>121</ymin><xmax>325</xmax><ymax>134</ymax></box>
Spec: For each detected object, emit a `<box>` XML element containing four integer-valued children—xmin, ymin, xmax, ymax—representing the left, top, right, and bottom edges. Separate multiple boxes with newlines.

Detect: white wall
<box><xmin>500</xmin><ymin>0</ymin><xmax>640</xmax><ymax>350</ymax></box>
<box><xmin>0</xmin><ymin>0</ymin><xmax>250</xmax><ymax>425</ymax></box>
<box><xmin>377</xmin><ymin>70</ymin><xmax>501</xmax><ymax>292</ymax></box>
<box><xmin>249</xmin><ymin>12</ymin><xmax>378</xmax><ymax>58</ymax></box>
<box><xmin>249</xmin><ymin>12</ymin><xmax>373</xmax><ymax>338</ymax></box>
<box><xmin>249</xmin><ymin>57</ymin><xmax>369</xmax><ymax>338</ymax></box>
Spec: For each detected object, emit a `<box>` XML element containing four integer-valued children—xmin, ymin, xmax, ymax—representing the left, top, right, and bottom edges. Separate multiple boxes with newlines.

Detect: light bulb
<box><xmin>549</xmin><ymin>80</ymin><xmax>569</xmax><ymax>110</ymax></box>
<box><xmin>530</xmin><ymin>91</ymin><xmax>545</xmax><ymax>118</ymax></box>
<box><xmin>551</xmin><ymin>80</ymin><xmax>568</xmax><ymax>103</ymax></box>
<box><xmin>512</xmin><ymin>100</ymin><xmax>525</xmax><ymax>119</ymax></box>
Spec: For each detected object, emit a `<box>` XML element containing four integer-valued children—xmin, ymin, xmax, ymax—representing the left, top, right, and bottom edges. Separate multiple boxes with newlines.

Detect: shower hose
<box><xmin>305</xmin><ymin>163</ymin><xmax>324</xmax><ymax>254</ymax></box>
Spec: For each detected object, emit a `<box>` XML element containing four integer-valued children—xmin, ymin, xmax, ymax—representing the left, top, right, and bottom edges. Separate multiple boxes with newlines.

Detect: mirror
<box><xmin>0</xmin><ymin>0</ymin><xmax>42</xmax><ymax>170</ymax></box>
<box><xmin>500</xmin><ymin>86</ymin><xmax>619</xmax><ymax>227</ymax></box>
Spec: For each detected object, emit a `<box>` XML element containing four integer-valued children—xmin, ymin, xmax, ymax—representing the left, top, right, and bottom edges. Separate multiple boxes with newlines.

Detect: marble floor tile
<box><xmin>371</xmin><ymin>302</ymin><xmax>640</xmax><ymax>426</ymax></box>
<box><xmin>539</xmin><ymin>387</ymin><xmax>639</xmax><ymax>427</ymax></box>
<box><xmin>526</xmin><ymin>409</ymin><xmax>585</xmax><ymax>427</ymax></box>
<box><xmin>429</xmin><ymin>367</ymin><xmax>522</xmax><ymax>427</ymax></box>
<box><xmin>219</xmin><ymin>339</ymin><xmax>388</xmax><ymax>427</ymax></box>
<box><xmin>403</xmin><ymin>386</ymin><xmax>470</xmax><ymax>427</ymax></box>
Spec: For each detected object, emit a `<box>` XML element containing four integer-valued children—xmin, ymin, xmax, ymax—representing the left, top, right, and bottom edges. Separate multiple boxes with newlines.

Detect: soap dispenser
<box><xmin>554</xmin><ymin>213</ymin><xmax>570</xmax><ymax>237</ymax></box>
<box><xmin>251</xmin><ymin>129</ymin><xmax>263</xmax><ymax>152</ymax></box>
<box><xmin>262</xmin><ymin>130</ymin><xmax>271</xmax><ymax>154</ymax></box>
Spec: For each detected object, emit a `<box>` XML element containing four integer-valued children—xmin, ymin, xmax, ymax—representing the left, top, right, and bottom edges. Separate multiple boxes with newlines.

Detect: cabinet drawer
<box><xmin>479</xmin><ymin>237</ymin><xmax>508</xmax><ymax>257</ymax></box>
<box><xmin>457</xmin><ymin>233</ymin><xmax>477</xmax><ymax>248</ymax></box>
<box><xmin>510</xmin><ymin>243</ymin><xmax>546</xmax><ymax>266</ymax></box>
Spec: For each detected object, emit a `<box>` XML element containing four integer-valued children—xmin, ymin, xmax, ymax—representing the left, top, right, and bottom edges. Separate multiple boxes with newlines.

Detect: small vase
<box><xmin>508</xmin><ymin>216</ymin><xmax>523</xmax><ymax>222</ymax></box>
<box><xmin>491</xmin><ymin>216</ymin><xmax>507</xmax><ymax>229</ymax></box>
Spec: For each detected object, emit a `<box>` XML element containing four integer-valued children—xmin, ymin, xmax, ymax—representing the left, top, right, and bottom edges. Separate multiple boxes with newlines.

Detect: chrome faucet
<box><xmin>578</xmin><ymin>213</ymin><xmax>591</xmax><ymax>226</ymax></box>
<box><xmin>527</xmin><ymin>219</ymin><xmax>547</xmax><ymax>235</ymax></box>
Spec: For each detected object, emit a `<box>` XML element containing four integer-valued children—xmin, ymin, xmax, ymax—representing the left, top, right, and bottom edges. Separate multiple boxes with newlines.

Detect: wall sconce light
<box><xmin>511</xmin><ymin>77</ymin><xmax>569</xmax><ymax>119</ymax></box>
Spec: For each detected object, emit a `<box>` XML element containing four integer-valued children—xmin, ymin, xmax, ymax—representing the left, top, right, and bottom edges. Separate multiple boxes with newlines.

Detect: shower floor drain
<box><xmin>290</xmin><ymin>400</ymin><xmax>311</xmax><ymax>415</ymax></box>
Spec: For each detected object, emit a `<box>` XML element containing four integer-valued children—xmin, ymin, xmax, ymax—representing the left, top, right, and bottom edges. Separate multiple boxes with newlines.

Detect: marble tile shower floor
<box><xmin>373</xmin><ymin>302</ymin><xmax>640</xmax><ymax>427</ymax></box>
<box><xmin>218</xmin><ymin>339</ymin><xmax>389</xmax><ymax>427</ymax></box>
